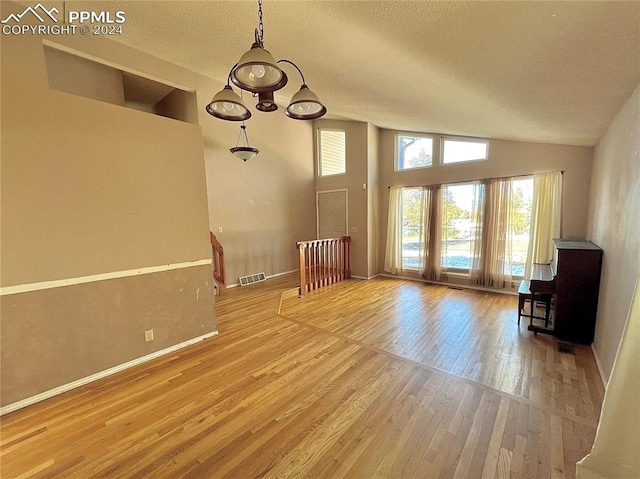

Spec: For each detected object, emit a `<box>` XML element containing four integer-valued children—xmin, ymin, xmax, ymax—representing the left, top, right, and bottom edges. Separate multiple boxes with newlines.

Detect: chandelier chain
<box><xmin>257</xmin><ymin>0</ymin><xmax>264</xmax><ymax>43</ymax></box>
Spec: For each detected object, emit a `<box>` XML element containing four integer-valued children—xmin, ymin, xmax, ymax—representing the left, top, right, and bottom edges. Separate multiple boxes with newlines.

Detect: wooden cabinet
<box><xmin>552</xmin><ymin>239</ymin><xmax>603</xmax><ymax>344</ymax></box>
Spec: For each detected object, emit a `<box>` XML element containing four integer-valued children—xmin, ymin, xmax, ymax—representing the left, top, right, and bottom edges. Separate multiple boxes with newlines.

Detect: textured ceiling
<box><xmin>79</xmin><ymin>1</ymin><xmax>638</xmax><ymax>146</ymax></box>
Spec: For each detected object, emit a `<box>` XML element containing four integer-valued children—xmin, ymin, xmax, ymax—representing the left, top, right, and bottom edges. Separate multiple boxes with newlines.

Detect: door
<box><xmin>317</xmin><ymin>189</ymin><xmax>347</xmax><ymax>239</ymax></box>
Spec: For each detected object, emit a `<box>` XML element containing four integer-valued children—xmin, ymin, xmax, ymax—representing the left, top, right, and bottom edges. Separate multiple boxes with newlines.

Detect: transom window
<box><xmin>318</xmin><ymin>129</ymin><xmax>346</xmax><ymax>177</ymax></box>
<box><xmin>442</xmin><ymin>137</ymin><xmax>488</xmax><ymax>164</ymax></box>
<box><xmin>396</xmin><ymin>134</ymin><xmax>433</xmax><ymax>170</ymax></box>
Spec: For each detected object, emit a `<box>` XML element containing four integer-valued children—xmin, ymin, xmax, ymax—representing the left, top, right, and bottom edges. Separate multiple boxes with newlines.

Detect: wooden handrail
<box><xmin>210</xmin><ymin>232</ymin><xmax>225</xmax><ymax>292</ymax></box>
<box><xmin>296</xmin><ymin>236</ymin><xmax>351</xmax><ymax>296</ymax></box>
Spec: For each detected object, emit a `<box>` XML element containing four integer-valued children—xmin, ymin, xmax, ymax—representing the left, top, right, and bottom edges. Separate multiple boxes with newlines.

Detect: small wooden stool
<box><xmin>518</xmin><ymin>280</ymin><xmax>552</xmax><ymax>327</ymax></box>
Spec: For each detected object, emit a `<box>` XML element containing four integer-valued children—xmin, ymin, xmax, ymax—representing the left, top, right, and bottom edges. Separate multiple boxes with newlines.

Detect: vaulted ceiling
<box><xmin>85</xmin><ymin>1</ymin><xmax>639</xmax><ymax>146</ymax></box>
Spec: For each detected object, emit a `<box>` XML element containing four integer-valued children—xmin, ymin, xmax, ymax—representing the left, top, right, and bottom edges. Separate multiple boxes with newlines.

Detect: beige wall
<box><xmin>0</xmin><ymin>9</ymin><xmax>216</xmax><ymax>406</ymax></box>
<box><xmin>314</xmin><ymin>120</ymin><xmax>370</xmax><ymax>278</ymax></box>
<box><xmin>378</xmin><ymin>130</ymin><xmax>594</xmax><ymax>271</ymax></box>
<box><xmin>587</xmin><ymin>84</ymin><xmax>640</xmax><ymax>380</ymax></box>
<box><xmin>367</xmin><ymin>124</ymin><xmax>380</xmax><ymax>278</ymax></box>
<box><xmin>203</xmin><ymin>107</ymin><xmax>316</xmax><ymax>285</ymax></box>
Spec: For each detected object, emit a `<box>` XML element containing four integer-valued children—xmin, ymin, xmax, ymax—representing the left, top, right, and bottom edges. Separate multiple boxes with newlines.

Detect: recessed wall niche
<box><xmin>43</xmin><ymin>44</ymin><xmax>198</xmax><ymax>124</ymax></box>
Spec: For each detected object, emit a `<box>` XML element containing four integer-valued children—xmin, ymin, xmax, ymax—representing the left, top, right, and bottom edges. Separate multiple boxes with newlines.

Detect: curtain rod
<box><xmin>387</xmin><ymin>170</ymin><xmax>564</xmax><ymax>189</ymax></box>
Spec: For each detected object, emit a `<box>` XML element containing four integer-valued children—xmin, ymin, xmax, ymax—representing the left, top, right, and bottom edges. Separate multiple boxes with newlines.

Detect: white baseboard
<box><xmin>0</xmin><ymin>330</ymin><xmax>219</xmax><ymax>416</ymax></box>
<box><xmin>591</xmin><ymin>343</ymin><xmax>608</xmax><ymax>388</ymax></box>
<box><xmin>226</xmin><ymin>269</ymin><xmax>299</xmax><ymax>289</ymax></box>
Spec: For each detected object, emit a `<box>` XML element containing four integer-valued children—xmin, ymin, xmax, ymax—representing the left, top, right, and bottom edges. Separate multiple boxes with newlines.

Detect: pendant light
<box><xmin>205</xmin><ymin>0</ymin><xmax>326</xmax><ymax>123</ymax></box>
<box><xmin>230</xmin><ymin>123</ymin><xmax>259</xmax><ymax>161</ymax></box>
<box><xmin>230</xmin><ymin>0</ymin><xmax>287</xmax><ymax>94</ymax></box>
<box><xmin>205</xmin><ymin>72</ymin><xmax>251</xmax><ymax>121</ymax></box>
<box><xmin>279</xmin><ymin>60</ymin><xmax>327</xmax><ymax>120</ymax></box>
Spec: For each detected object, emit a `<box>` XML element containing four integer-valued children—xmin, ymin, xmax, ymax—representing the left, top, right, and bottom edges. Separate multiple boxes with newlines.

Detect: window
<box><xmin>318</xmin><ymin>129</ymin><xmax>346</xmax><ymax>176</ymax></box>
<box><xmin>507</xmin><ymin>177</ymin><xmax>533</xmax><ymax>277</ymax></box>
<box><xmin>442</xmin><ymin>137</ymin><xmax>488</xmax><ymax>164</ymax></box>
<box><xmin>441</xmin><ymin>183</ymin><xmax>478</xmax><ymax>272</ymax></box>
<box><xmin>396</xmin><ymin>134</ymin><xmax>433</xmax><ymax>170</ymax></box>
<box><xmin>401</xmin><ymin>188</ymin><xmax>423</xmax><ymax>270</ymax></box>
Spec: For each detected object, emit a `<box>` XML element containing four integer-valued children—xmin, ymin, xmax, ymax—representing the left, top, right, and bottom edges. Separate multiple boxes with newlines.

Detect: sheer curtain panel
<box><xmin>525</xmin><ymin>171</ymin><xmax>563</xmax><ymax>278</ymax></box>
<box><xmin>472</xmin><ymin>178</ymin><xmax>514</xmax><ymax>287</ymax></box>
<box><xmin>384</xmin><ymin>186</ymin><xmax>403</xmax><ymax>274</ymax></box>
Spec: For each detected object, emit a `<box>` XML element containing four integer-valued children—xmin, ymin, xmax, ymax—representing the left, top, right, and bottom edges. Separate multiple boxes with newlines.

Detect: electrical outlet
<box><xmin>145</xmin><ymin>329</ymin><xmax>154</xmax><ymax>342</ymax></box>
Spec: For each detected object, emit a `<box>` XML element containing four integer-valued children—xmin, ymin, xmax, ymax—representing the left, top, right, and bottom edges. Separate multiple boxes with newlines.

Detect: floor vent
<box><xmin>558</xmin><ymin>342</ymin><xmax>575</xmax><ymax>355</ymax></box>
<box><xmin>239</xmin><ymin>272</ymin><xmax>267</xmax><ymax>287</ymax></box>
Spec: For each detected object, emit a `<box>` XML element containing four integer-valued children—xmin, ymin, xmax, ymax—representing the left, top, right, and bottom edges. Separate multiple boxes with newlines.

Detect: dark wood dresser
<box><xmin>551</xmin><ymin>239</ymin><xmax>603</xmax><ymax>344</ymax></box>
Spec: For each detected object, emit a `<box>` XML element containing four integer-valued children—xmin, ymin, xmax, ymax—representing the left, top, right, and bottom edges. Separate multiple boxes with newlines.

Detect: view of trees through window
<box><xmin>401</xmin><ymin>178</ymin><xmax>533</xmax><ymax>276</ymax></box>
<box><xmin>401</xmin><ymin>188</ymin><xmax>422</xmax><ymax>269</ymax></box>
<box><xmin>397</xmin><ymin>135</ymin><xmax>433</xmax><ymax>170</ymax></box>
<box><xmin>509</xmin><ymin>178</ymin><xmax>534</xmax><ymax>276</ymax></box>
<box><xmin>442</xmin><ymin>184</ymin><xmax>475</xmax><ymax>271</ymax></box>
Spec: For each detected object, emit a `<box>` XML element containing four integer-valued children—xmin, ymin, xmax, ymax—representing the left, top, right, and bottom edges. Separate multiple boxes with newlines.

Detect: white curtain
<box><xmin>472</xmin><ymin>178</ymin><xmax>514</xmax><ymax>287</ymax></box>
<box><xmin>384</xmin><ymin>186</ymin><xmax>403</xmax><ymax>274</ymax></box>
<box><xmin>525</xmin><ymin>171</ymin><xmax>563</xmax><ymax>278</ymax></box>
<box><xmin>467</xmin><ymin>181</ymin><xmax>486</xmax><ymax>281</ymax></box>
<box><xmin>576</xmin><ymin>272</ymin><xmax>640</xmax><ymax>478</ymax></box>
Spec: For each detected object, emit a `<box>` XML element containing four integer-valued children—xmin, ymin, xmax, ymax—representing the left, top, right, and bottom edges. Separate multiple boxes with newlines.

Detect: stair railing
<box><xmin>210</xmin><ymin>232</ymin><xmax>225</xmax><ymax>292</ymax></box>
<box><xmin>296</xmin><ymin>236</ymin><xmax>351</xmax><ymax>296</ymax></box>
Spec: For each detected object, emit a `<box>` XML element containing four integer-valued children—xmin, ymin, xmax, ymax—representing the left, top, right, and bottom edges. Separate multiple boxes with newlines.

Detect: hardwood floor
<box><xmin>0</xmin><ymin>275</ymin><xmax>604</xmax><ymax>478</ymax></box>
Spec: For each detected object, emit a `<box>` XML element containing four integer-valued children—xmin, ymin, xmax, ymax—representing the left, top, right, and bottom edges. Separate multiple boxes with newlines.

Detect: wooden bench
<box><xmin>518</xmin><ymin>280</ymin><xmax>552</xmax><ymax>329</ymax></box>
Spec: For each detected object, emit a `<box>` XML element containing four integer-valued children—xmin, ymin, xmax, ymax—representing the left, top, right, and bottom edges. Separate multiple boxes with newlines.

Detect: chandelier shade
<box><xmin>230</xmin><ymin>146</ymin><xmax>259</xmax><ymax>161</ymax></box>
<box><xmin>231</xmin><ymin>43</ymin><xmax>288</xmax><ymax>94</ymax></box>
<box><xmin>230</xmin><ymin>124</ymin><xmax>259</xmax><ymax>161</ymax></box>
<box><xmin>205</xmin><ymin>85</ymin><xmax>251</xmax><ymax>121</ymax></box>
<box><xmin>285</xmin><ymin>84</ymin><xmax>327</xmax><ymax>120</ymax></box>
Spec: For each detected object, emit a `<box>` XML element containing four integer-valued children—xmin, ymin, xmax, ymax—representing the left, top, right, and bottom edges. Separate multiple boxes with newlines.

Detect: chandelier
<box><xmin>205</xmin><ymin>0</ymin><xmax>327</xmax><ymax>159</ymax></box>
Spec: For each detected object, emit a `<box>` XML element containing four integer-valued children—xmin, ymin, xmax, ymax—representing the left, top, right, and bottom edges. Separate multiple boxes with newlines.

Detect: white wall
<box><xmin>587</xmin><ymin>84</ymin><xmax>640</xmax><ymax>380</ymax></box>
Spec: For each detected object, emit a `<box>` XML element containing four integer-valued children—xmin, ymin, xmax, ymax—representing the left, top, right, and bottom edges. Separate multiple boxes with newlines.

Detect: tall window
<box><xmin>396</xmin><ymin>134</ymin><xmax>433</xmax><ymax>170</ymax></box>
<box><xmin>442</xmin><ymin>137</ymin><xmax>488</xmax><ymax>164</ymax></box>
<box><xmin>441</xmin><ymin>183</ymin><xmax>477</xmax><ymax>272</ymax></box>
<box><xmin>318</xmin><ymin>129</ymin><xmax>346</xmax><ymax>176</ymax></box>
<box><xmin>401</xmin><ymin>188</ymin><xmax>423</xmax><ymax>270</ymax></box>
<box><xmin>508</xmin><ymin>177</ymin><xmax>533</xmax><ymax>276</ymax></box>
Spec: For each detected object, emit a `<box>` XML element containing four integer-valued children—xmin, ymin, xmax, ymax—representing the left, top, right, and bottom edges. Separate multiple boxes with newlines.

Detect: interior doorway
<box><xmin>317</xmin><ymin>189</ymin><xmax>348</xmax><ymax>239</ymax></box>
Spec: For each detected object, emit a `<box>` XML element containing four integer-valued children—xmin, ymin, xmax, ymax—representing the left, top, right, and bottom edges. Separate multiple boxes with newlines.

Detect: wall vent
<box><xmin>239</xmin><ymin>272</ymin><xmax>266</xmax><ymax>287</ymax></box>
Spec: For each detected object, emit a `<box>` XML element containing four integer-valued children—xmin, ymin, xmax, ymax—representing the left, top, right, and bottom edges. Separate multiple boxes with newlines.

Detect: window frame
<box><xmin>395</xmin><ymin>132</ymin><xmax>434</xmax><ymax>172</ymax></box>
<box><xmin>440</xmin><ymin>136</ymin><xmax>489</xmax><ymax>166</ymax></box>
<box><xmin>318</xmin><ymin>128</ymin><xmax>346</xmax><ymax>177</ymax></box>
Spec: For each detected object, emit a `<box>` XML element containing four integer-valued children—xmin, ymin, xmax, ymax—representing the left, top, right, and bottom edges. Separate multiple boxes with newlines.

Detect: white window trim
<box><xmin>318</xmin><ymin>128</ymin><xmax>346</xmax><ymax>177</ymax></box>
<box><xmin>395</xmin><ymin>132</ymin><xmax>434</xmax><ymax>172</ymax></box>
<box><xmin>440</xmin><ymin>136</ymin><xmax>489</xmax><ymax>165</ymax></box>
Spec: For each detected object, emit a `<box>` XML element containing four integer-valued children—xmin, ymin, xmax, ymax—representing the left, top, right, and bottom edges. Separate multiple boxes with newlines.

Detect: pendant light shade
<box><xmin>230</xmin><ymin>146</ymin><xmax>259</xmax><ymax>161</ymax></box>
<box><xmin>231</xmin><ymin>42</ymin><xmax>288</xmax><ymax>94</ymax></box>
<box><xmin>230</xmin><ymin>124</ymin><xmax>259</xmax><ymax>161</ymax></box>
<box><xmin>205</xmin><ymin>85</ymin><xmax>251</xmax><ymax>121</ymax></box>
<box><xmin>285</xmin><ymin>84</ymin><xmax>327</xmax><ymax>120</ymax></box>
